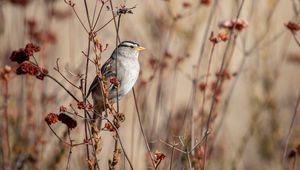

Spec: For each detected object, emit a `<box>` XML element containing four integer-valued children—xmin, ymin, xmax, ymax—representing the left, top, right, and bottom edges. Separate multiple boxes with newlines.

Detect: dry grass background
<box><xmin>1</xmin><ymin>0</ymin><xmax>300</xmax><ymax>170</ymax></box>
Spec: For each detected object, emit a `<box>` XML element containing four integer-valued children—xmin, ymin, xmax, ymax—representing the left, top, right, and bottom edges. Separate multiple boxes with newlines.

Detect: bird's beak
<box><xmin>137</xmin><ymin>46</ymin><xmax>146</xmax><ymax>51</ymax></box>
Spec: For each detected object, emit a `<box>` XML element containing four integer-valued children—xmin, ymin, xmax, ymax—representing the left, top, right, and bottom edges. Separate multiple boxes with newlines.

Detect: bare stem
<box><xmin>54</xmin><ymin>58</ymin><xmax>80</xmax><ymax>89</ymax></box>
<box><xmin>202</xmin><ymin>0</ymin><xmax>246</xmax><ymax>169</ymax></box>
<box><xmin>94</xmin><ymin>17</ymin><xmax>115</xmax><ymax>33</ymax></box>
<box><xmin>283</xmin><ymin>91</ymin><xmax>300</xmax><ymax>161</ymax></box>
<box><xmin>132</xmin><ymin>88</ymin><xmax>156</xmax><ymax>168</ymax></box>
<box><xmin>92</xmin><ymin>1</ymin><xmax>108</xmax><ymax>30</ymax></box>
<box><xmin>66</xmin><ymin>128</ymin><xmax>73</xmax><ymax>170</ymax></box>
<box><xmin>72</xmin><ymin>7</ymin><xmax>89</xmax><ymax>33</ymax></box>
<box><xmin>291</xmin><ymin>32</ymin><xmax>300</xmax><ymax>47</ymax></box>
<box><xmin>2</xmin><ymin>79</ymin><xmax>11</xmax><ymax>170</ymax></box>
<box><xmin>46</xmin><ymin>75</ymin><xmax>80</xmax><ymax>102</ymax></box>
<box><xmin>83</xmin><ymin>0</ymin><xmax>92</xmax><ymax>29</ymax></box>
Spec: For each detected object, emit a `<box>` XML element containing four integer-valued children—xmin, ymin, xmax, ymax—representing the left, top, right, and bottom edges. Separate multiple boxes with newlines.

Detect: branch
<box><xmin>46</xmin><ymin>75</ymin><xmax>80</xmax><ymax>102</ymax></box>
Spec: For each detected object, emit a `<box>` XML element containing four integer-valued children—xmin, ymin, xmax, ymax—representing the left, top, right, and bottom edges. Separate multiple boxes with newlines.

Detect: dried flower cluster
<box><xmin>9</xmin><ymin>0</ymin><xmax>30</xmax><ymax>6</ymax></box>
<box><xmin>192</xmin><ymin>146</ymin><xmax>205</xmax><ymax>169</ymax></box>
<box><xmin>58</xmin><ymin>113</ymin><xmax>77</xmax><ymax>129</ymax></box>
<box><xmin>104</xmin><ymin>122</ymin><xmax>114</xmax><ymax>131</ymax></box>
<box><xmin>182</xmin><ymin>2</ymin><xmax>192</xmax><ymax>8</ymax></box>
<box><xmin>45</xmin><ymin>113</ymin><xmax>59</xmax><ymax>125</ymax></box>
<box><xmin>116</xmin><ymin>5</ymin><xmax>135</xmax><ymax>15</ymax></box>
<box><xmin>287</xmin><ymin>144</ymin><xmax>300</xmax><ymax>159</ymax></box>
<box><xmin>15</xmin><ymin>61</ymin><xmax>48</xmax><ymax>80</ymax></box>
<box><xmin>154</xmin><ymin>151</ymin><xmax>166</xmax><ymax>161</ymax></box>
<box><xmin>10</xmin><ymin>43</ymin><xmax>40</xmax><ymax>64</ymax></box>
<box><xmin>15</xmin><ymin>62</ymin><xmax>38</xmax><ymax>75</ymax></box>
<box><xmin>199</xmin><ymin>83</ymin><xmax>207</xmax><ymax>91</ymax></box>
<box><xmin>285</xmin><ymin>21</ymin><xmax>300</xmax><ymax>33</ymax></box>
<box><xmin>109</xmin><ymin>76</ymin><xmax>120</xmax><ymax>87</ymax></box>
<box><xmin>0</xmin><ymin>65</ymin><xmax>12</xmax><ymax>80</ymax></box>
<box><xmin>199</xmin><ymin>69</ymin><xmax>232</xmax><ymax>91</ymax></box>
<box><xmin>10</xmin><ymin>43</ymin><xmax>48</xmax><ymax>80</ymax></box>
<box><xmin>209</xmin><ymin>31</ymin><xmax>229</xmax><ymax>44</ymax></box>
<box><xmin>215</xmin><ymin>69</ymin><xmax>231</xmax><ymax>80</ymax></box>
<box><xmin>201</xmin><ymin>0</ymin><xmax>211</xmax><ymax>5</ymax></box>
<box><xmin>77</xmin><ymin>101</ymin><xmax>93</xmax><ymax>110</ymax></box>
<box><xmin>94</xmin><ymin>39</ymin><xmax>109</xmax><ymax>52</ymax></box>
<box><xmin>45</xmin><ymin>113</ymin><xmax>77</xmax><ymax>129</ymax></box>
<box><xmin>60</xmin><ymin>106</ymin><xmax>67</xmax><ymax>112</ymax></box>
<box><xmin>219</xmin><ymin>18</ymin><xmax>248</xmax><ymax>31</ymax></box>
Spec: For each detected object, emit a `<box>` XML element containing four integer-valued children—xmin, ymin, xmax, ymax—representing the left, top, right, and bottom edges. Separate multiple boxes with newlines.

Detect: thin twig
<box><xmin>91</xmin><ymin>0</ymin><xmax>99</xmax><ymax>28</ymax></box>
<box><xmin>94</xmin><ymin>17</ymin><xmax>115</xmax><ymax>33</ymax></box>
<box><xmin>83</xmin><ymin>0</ymin><xmax>92</xmax><ymax>29</ymax></box>
<box><xmin>159</xmin><ymin>140</ymin><xmax>187</xmax><ymax>154</ymax></box>
<box><xmin>72</xmin><ymin>7</ymin><xmax>89</xmax><ymax>33</ymax></box>
<box><xmin>47</xmin><ymin>124</ymin><xmax>71</xmax><ymax>146</ymax></box>
<box><xmin>92</xmin><ymin>1</ymin><xmax>108</xmax><ymax>30</ymax></box>
<box><xmin>169</xmin><ymin>143</ymin><xmax>175</xmax><ymax>170</ymax></box>
<box><xmin>202</xmin><ymin>0</ymin><xmax>246</xmax><ymax>169</ymax></box>
<box><xmin>283</xmin><ymin>91</ymin><xmax>300</xmax><ymax>161</ymax></box>
<box><xmin>132</xmin><ymin>88</ymin><xmax>156</xmax><ymax>168</ymax></box>
<box><xmin>66</xmin><ymin>128</ymin><xmax>73</xmax><ymax>170</ymax></box>
<box><xmin>103</xmin><ymin>116</ymin><xmax>134</xmax><ymax>169</ymax></box>
<box><xmin>291</xmin><ymin>32</ymin><xmax>300</xmax><ymax>47</ymax></box>
<box><xmin>54</xmin><ymin>58</ymin><xmax>80</xmax><ymax>89</ymax></box>
<box><xmin>159</xmin><ymin>130</ymin><xmax>209</xmax><ymax>155</ymax></box>
<box><xmin>47</xmin><ymin>124</ymin><xmax>89</xmax><ymax>147</ymax></box>
<box><xmin>2</xmin><ymin>78</ymin><xmax>11</xmax><ymax>170</ymax></box>
<box><xmin>46</xmin><ymin>75</ymin><xmax>80</xmax><ymax>102</ymax></box>
<box><xmin>198</xmin><ymin>41</ymin><xmax>216</xmax><ymax>146</ymax></box>
<box><xmin>109</xmin><ymin>0</ymin><xmax>121</xmax><ymax>114</ymax></box>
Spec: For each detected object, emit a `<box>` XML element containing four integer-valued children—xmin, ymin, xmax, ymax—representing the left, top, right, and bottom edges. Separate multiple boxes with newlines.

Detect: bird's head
<box><xmin>116</xmin><ymin>41</ymin><xmax>145</xmax><ymax>59</ymax></box>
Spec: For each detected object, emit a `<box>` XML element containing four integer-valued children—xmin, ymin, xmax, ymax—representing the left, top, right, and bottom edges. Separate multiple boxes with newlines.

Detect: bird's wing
<box><xmin>101</xmin><ymin>57</ymin><xmax>115</xmax><ymax>76</ymax></box>
<box><xmin>87</xmin><ymin>76</ymin><xmax>101</xmax><ymax>97</ymax></box>
<box><xmin>87</xmin><ymin>57</ymin><xmax>119</xmax><ymax>98</ymax></box>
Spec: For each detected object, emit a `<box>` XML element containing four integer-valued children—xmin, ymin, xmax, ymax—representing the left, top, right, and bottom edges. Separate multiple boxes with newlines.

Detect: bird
<box><xmin>88</xmin><ymin>41</ymin><xmax>145</xmax><ymax>114</ymax></box>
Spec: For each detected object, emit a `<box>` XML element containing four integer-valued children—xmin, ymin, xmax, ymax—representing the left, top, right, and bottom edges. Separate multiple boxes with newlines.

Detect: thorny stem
<box><xmin>2</xmin><ymin>78</ymin><xmax>11</xmax><ymax>170</ymax></box>
<box><xmin>132</xmin><ymin>88</ymin><xmax>156</xmax><ymax>168</ymax></box>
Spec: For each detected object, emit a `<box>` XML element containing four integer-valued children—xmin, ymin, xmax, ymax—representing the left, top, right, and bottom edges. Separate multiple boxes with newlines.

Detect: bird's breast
<box><xmin>118</xmin><ymin>60</ymin><xmax>140</xmax><ymax>95</ymax></box>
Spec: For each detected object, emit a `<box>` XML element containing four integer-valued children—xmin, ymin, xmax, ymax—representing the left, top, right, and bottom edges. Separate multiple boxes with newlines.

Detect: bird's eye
<box><xmin>130</xmin><ymin>46</ymin><xmax>134</xmax><ymax>48</ymax></box>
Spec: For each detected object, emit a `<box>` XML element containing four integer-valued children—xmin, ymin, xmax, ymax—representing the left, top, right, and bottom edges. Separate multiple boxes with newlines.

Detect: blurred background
<box><xmin>1</xmin><ymin>0</ymin><xmax>300</xmax><ymax>169</ymax></box>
